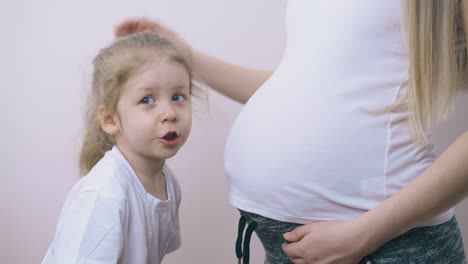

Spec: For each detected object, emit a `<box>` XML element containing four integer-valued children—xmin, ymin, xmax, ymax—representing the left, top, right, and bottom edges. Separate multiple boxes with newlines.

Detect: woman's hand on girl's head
<box><xmin>114</xmin><ymin>17</ymin><xmax>193</xmax><ymax>68</ymax></box>
<box><xmin>114</xmin><ymin>18</ymin><xmax>190</xmax><ymax>50</ymax></box>
<box><xmin>282</xmin><ymin>219</ymin><xmax>371</xmax><ymax>264</ymax></box>
<box><xmin>115</xmin><ymin>17</ymin><xmax>163</xmax><ymax>37</ymax></box>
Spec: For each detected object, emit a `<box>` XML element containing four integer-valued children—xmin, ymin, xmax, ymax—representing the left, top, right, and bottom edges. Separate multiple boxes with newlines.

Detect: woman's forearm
<box><xmin>192</xmin><ymin>51</ymin><xmax>272</xmax><ymax>104</ymax></box>
<box><xmin>358</xmin><ymin>130</ymin><xmax>468</xmax><ymax>253</ymax></box>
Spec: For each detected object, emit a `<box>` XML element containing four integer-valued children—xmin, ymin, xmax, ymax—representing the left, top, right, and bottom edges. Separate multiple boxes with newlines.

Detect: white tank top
<box><xmin>224</xmin><ymin>0</ymin><xmax>453</xmax><ymax>225</ymax></box>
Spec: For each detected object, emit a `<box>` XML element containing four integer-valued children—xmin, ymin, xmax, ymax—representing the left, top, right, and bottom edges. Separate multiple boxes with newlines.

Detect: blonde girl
<box><xmin>43</xmin><ymin>32</ymin><xmax>196</xmax><ymax>264</ymax></box>
<box><xmin>117</xmin><ymin>0</ymin><xmax>468</xmax><ymax>263</ymax></box>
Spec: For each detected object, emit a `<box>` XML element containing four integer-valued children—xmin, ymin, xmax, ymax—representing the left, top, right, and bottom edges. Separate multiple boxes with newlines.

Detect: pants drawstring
<box><xmin>236</xmin><ymin>216</ymin><xmax>247</xmax><ymax>263</ymax></box>
<box><xmin>236</xmin><ymin>216</ymin><xmax>257</xmax><ymax>264</ymax></box>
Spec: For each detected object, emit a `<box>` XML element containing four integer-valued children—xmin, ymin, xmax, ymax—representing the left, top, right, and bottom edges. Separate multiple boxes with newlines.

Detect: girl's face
<box><xmin>114</xmin><ymin>60</ymin><xmax>192</xmax><ymax>163</ymax></box>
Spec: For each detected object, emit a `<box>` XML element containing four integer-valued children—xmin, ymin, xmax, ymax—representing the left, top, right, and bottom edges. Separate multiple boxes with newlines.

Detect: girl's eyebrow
<box><xmin>172</xmin><ymin>84</ymin><xmax>190</xmax><ymax>91</ymax></box>
<box><xmin>135</xmin><ymin>82</ymin><xmax>190</xmax><ymax>93</ymax></box>
<box><xmin>136</xmin><ymin>86</ymin><xmax>158</xmax><ymax>93</ymax></box>
<box><xmin>142</xmin><ymin>87</ymin><xmax>154</xmax><ymax>92</ymax></box>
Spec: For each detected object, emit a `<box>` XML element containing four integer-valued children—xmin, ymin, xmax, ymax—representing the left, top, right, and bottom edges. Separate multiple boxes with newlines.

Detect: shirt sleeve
<box><xmin>42</xmin><ymin>190</ymin><xmax>125</xmax><ymax>264</ymax></box>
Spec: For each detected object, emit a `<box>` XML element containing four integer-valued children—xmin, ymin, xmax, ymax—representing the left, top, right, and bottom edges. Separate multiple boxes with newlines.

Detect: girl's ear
<box><xmin>99</xmin><ymin>105</ymin><xmax>120</xmax><ymax>135</ymax></box>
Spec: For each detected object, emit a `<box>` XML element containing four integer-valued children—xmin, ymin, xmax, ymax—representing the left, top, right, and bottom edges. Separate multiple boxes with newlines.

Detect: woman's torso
<box><xmin>224</xmin><ymin>0</ymin><xmax>453</xmax><ymax>224</ymax></box>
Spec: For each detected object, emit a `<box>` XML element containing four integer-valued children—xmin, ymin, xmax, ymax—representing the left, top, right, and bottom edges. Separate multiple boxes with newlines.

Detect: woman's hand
<box><xmin>282</xmin><ymin>219</ymin><xmax>371</xmax><ymax>264</ymax></box>
<box><xmin>114</xmin><ymin>17</ymin><xmax>191</xmax><ymax>57</ymax></box>
<box><xmin>115</xmin><ymin>17</ymin><xmax>176</xmax><ymax>39</ymax></box>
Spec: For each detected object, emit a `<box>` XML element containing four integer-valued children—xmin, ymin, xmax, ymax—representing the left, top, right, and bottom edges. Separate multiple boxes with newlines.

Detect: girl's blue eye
<box><xmin>172</xmin><ymin>94</ymin><xmax>184</xmax><ymax>102</ymax></box>
<box><xmin>140</xmin><ymin>96</ymin><xmax>154</xmax><ymax>104</ymax></box>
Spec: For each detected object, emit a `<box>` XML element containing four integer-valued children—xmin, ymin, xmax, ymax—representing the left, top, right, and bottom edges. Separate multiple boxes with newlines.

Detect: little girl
<box><xmin>42</xmin><ymin>32</ymin><xmax>197</xmax><ymax>264</ymax></box>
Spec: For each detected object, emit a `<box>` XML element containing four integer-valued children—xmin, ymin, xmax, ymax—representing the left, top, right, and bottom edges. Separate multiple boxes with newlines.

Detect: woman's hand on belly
<box><xmin>282</xmin><ymin>219</ymin><xmax>370</xmax><ymax>264</ymax></box>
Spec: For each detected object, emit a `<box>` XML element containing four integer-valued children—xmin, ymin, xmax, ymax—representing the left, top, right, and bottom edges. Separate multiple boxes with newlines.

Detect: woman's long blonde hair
<box><xmin>398</xmin><ymin>0</ymin><xmax>468</xmax><ymax>142</ymax></box>
<box><xmin>79</xmin><ymin>32</ymin><xmax>195</xmax><ymax>175</ymax></box>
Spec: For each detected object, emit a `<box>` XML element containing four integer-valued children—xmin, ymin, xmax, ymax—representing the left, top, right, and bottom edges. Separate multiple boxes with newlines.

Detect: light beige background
<box><xmin>2</xmin><ymin>1</ymin><xmax>467</xmax><ymax>263</ymax></box>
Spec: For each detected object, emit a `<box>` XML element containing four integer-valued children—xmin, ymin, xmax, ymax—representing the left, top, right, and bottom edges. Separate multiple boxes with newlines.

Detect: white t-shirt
<box><xmin>224</xmin><ymin>0</ymin><xmax>453</xmax><ymax>225</ymax></box>
<box><xmin>42</xmin><ymin>147</ymin><xmax>181</xmax><ymax>264</ymax></box>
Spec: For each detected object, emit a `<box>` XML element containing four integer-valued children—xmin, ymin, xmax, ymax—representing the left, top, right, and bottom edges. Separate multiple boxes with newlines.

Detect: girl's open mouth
<box><xmin>161</xmin><ymin>131</ymin><xmax>180</xmax><ymax>146</ymax></box>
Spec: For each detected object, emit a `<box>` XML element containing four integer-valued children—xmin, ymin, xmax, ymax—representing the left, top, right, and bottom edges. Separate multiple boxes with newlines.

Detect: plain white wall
<box><xmin>2</xmin><ymin>1</ymin><xmax>467</xmax><ymax>263</ymax></box>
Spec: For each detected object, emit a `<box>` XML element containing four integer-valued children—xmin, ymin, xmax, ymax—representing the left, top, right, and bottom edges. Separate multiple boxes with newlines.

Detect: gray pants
<box><xmin>238</xmin><ymin>210</ymin><xmax>466</xmax><ymax>264</ymax></box>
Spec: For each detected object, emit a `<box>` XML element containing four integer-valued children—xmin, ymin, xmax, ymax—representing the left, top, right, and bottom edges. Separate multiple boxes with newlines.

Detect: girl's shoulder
<box><xmin>75</xmin><ymin>150</ymin><xmax>133</xmax><ymax>206</ymax></box>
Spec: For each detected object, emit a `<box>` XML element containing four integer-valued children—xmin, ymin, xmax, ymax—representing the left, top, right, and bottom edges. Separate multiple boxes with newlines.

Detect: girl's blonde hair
<box><xmin>397</xmin><ymin>0</ymin><xmax>468</xmax><ymax>142</ymax></box>
<box><xmin>79</xmin><ymin>32</ymin><xmax>195</xmax><ymax>175</ymax></box>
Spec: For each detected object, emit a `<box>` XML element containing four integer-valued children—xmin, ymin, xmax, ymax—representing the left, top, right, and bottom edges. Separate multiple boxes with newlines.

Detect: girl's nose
<box><xmin>161</xmin><ymin>103</ymin><xmax>177</xmax><ymax>122</ymax></box>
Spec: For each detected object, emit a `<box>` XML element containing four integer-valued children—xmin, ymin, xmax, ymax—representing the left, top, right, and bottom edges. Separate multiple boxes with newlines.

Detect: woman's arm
<box><xmin>283</xmin><ymin>130</ymin><xmax>468</xmax><ymax>264</ymax></box>
<box><xmin>192</xmin><ymin>51</ymin><xmax>271</xmax><ymax>103</ymax></box>
<box><xmin>115</xmin><ymin>18</ymin><xmax>272</xmax><ymax>104</ymax></box>
<box><xmin>357</xmin><ymin>130</ymin><xmax>468</xmax><ymax>254</ymax></box>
